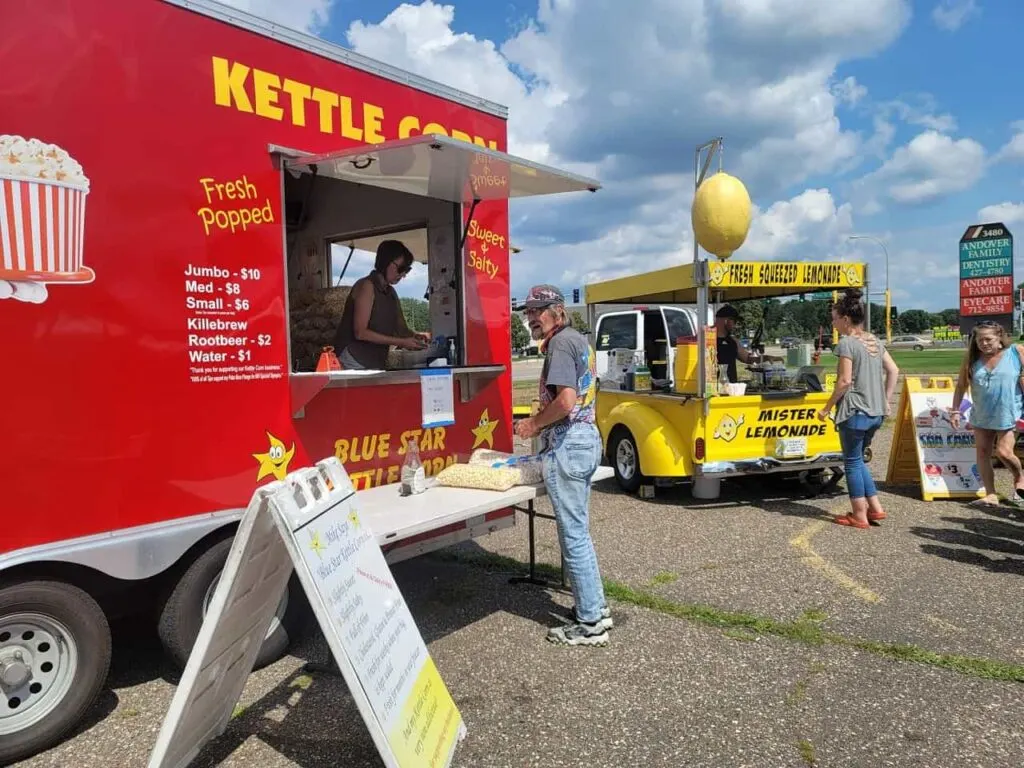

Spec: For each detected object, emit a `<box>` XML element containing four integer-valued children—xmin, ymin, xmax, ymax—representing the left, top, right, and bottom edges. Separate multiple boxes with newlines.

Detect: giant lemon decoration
<box><xmin>691</xmin><ymin>171</ymin><xmax>752</xmax><ymax>260</ymax></box>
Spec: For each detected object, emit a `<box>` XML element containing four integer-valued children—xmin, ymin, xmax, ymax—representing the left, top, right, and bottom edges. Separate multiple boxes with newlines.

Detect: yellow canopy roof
<box><xmin>584</xmin><ymin>260</ymin><xmax>867</xmax><ymax>304</ymax></box>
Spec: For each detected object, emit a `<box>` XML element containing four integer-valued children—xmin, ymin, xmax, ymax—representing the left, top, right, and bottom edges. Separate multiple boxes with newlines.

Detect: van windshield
<box><xmin>663</xmin><ymin>308</ymin><xmax>694</xmax><ymax>343</ymax></box>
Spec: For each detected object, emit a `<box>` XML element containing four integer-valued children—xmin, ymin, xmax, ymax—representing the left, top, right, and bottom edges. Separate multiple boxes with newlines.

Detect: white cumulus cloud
<box><xmin>978</xmin><ymin>202</ymin><xmax>1024</xmax><ymax>225</ymax></box>
<box><xmin>854</xmin><ymin>130</ymin><xmax>986</xmax><ymax>207</ymax></box>
<box><xmin>932</xmin><ymin>0</ymin><xmax>981</xmax><ymax>31</ymax></box>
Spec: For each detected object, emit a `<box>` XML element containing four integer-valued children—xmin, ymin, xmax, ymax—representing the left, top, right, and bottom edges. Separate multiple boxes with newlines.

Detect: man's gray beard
<box><xmin>530</xmin><ymin>326</ymin><xmax>544</xmax><ymax>341</ymax></box>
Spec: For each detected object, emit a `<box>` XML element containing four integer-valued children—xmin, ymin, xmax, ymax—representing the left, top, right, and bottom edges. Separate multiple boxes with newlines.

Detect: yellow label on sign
<box><xmin>704</xmin><ymin>394</ymin><xmax>839</xmax><ymax>463</ymax></box>
<box><xmin>388</xmin><ymin>656</ymin><xmax>464</xmax><ymax>768</ymax></box>
<box><xmin>707</xmin><ymin>261</ymin><xmax>864</xmax><ymax>289</ymax></box>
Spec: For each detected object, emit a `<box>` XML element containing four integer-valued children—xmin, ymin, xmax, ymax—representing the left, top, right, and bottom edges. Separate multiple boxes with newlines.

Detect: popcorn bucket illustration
<box><xmin>0</xmin><ymin>135</ymin><xmax>93</xmax><ymax>284</ymax></box>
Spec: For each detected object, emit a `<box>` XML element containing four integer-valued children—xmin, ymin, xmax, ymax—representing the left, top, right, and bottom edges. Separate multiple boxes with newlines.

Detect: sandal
<box><xmin>835</xmin><ymin>514</ymin><xmax>870</xmax><ymax>529</ymax></box>
<box><xmin>867</xmin><ymin>511</ymin><xmax>887</xmax><ymax>521</ymax></box>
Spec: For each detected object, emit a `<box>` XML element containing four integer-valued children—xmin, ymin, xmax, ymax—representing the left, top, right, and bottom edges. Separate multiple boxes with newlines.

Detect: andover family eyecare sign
<box><xmin>959</xmin><ymin>222</ymin><xmax>1014</xmax><ymax>334</ymax></box>
<box><xmin>147</xmin><ymin>458</ymin><xmax>466</xmax><ymax>768</ymax></box>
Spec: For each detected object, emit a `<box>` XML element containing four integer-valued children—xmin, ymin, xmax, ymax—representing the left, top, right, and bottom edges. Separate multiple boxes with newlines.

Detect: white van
<box><xmin>593</xmin><ymin>305</ymin><xmax>715</xmax><ymax>386</ymax></box>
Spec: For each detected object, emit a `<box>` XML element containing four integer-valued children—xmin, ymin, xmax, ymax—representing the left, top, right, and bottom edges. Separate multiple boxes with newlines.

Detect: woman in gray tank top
<box><xmin>334</xmin><ymin>240</ymin><xmax>429</xmax><ymax>370</ymax></box>
<box><xmin>817</xmin><ymin>289</ymin><xmax>900</xmax><ymax>529</ymax></box>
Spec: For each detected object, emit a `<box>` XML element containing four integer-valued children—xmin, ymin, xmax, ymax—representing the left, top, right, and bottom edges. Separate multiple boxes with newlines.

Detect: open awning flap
<box><xmin>284</xmin><ymin>134</ymin><xmax>601</xmax><ymax>203</ymax></box>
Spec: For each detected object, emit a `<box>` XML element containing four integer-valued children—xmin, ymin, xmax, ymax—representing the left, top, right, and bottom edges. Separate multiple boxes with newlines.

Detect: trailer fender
<box><xmin>605</xmin><ymin>401</ymin><xmax>691</xmax><ymax>477</ymax></box>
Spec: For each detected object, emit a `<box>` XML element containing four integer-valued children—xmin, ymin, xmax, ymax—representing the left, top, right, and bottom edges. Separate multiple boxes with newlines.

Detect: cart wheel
<box><xmin>157</xmin><ymin>537</ymin><xmax>311</xmax><ymax>672</ymax></box>
<box><xmin>863</xmin><ymin>446</ymin><xmax>873</xmax><ymax>463</ymax></box>
<box><xmin>0</xmin><ymin>581</ymin><xmax>112</xmax><ymax>766</ymax></box>
<box><xmin>610</xmin><ymin>427</ymin><xmax>646</xmax><ymax>494</ymax></box>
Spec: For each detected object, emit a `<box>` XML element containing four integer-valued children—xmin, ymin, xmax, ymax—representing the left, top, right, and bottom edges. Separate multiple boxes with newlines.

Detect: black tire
<box><xmin>609</xmin><ymin>426</ymin><xmax>646</xmax><ymax>494</ymax></box>
<box><xmin>157</xmin><ymin>537</ymin><xmax>311</xmax><ymax>672</ymax></box>
<box><xmin>0</xmin><ymin>581</ymin><xmax>112</xmax><ymax>766</ymax></box>
<box><xmin>913</xmin><ymin>345</ymin><xmax>923</xmax><ymax>351</ymax></box>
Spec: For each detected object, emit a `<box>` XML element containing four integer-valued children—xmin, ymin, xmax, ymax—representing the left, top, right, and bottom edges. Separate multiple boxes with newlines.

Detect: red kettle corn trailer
<box><xmin>0</xmin><ymin>0</ymin><xmax>601</xmax><ymax>761</ymax></box>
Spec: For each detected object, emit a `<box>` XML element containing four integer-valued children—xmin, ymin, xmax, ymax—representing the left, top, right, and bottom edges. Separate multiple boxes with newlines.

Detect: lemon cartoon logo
<box><xmin>709</xmin><ymin>262</ymin><xmax>727</xmax><ymax>287</ymax></box>
<box><xmin>253</xmin><ymin>430</ymin><xmax>296</xmax><ymax>482</ymax></box>
<box><xmin>471</xmin><ymin>408</ymin><xmax>499</xmax><ymax>449</ymax></box>
<box><xmin>0</xmin><ymin>135</ymin><xmax>94</xmax><ymax>305</ymax></box>
<box><xmin>844</xmin><ymin>266</ymin><xmax>860</xmax><ymax>286</ymax></box>
<box><xmin>713</xmin><ymin>413</ymin><xmax>745</xmax><ymax>442</ymax></box>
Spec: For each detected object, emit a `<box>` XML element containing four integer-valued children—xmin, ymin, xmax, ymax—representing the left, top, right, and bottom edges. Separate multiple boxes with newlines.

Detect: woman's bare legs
<box><xmin>974</xmin><ymin>428</ymin><xmax>1000</xmax><ymax>504</ymax></box>
<box><xmin>992</xmin><ymin>428</ymin><xmax>1024</xmax><ymax>497</ymax></box>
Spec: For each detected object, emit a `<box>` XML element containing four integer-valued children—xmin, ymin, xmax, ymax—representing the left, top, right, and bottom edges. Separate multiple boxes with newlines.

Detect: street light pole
<box><xmin>849</xmin><ymin>235</ymin><xmax>891</xmax><ymax>343</ymax></box>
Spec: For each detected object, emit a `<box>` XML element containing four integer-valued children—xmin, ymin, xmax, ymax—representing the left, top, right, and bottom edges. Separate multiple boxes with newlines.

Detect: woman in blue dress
<box><xmin>950</xmin><ymin>321</ymin><xmax>1024</xmax><ymax>507</ymax></box>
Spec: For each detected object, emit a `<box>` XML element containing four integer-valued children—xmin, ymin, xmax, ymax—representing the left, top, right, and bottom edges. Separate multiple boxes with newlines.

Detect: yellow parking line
<box><xmin>789</xmin><ymin>519</ymin><xmax>882</xmax><ymax>604</ymax></box>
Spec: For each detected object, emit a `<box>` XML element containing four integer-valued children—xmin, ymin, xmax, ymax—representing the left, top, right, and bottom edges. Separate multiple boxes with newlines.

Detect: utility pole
<box><xmin>849</xmin><ymin>235</ymin><xmax>891</xmax><ymax>342</ymax></box>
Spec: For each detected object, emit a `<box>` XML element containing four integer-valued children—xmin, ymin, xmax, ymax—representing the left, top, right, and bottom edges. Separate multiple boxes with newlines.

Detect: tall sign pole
<box><xmin>959</xmin><ymin>222</ymin><xmax>1014</xmax><ymax>336</ymax></box>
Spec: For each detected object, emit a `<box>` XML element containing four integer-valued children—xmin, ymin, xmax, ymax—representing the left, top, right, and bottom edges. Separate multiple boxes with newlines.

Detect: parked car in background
<box><xmin>889</xmin><ymin>334</ymin><xmax>932</xmax><ymax>351</ymax></box>
<box><xmin>780</xmin><ymin>336</ymin><xmax>801</xmax><ymax>349</ymax></box>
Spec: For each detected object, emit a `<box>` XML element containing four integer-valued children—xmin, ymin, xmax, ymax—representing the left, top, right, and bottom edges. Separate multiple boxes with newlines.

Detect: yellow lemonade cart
<box><xmin>586</xmin><ymin>258</ymin><xmax>870</xmax><ymax>499</ymax></box>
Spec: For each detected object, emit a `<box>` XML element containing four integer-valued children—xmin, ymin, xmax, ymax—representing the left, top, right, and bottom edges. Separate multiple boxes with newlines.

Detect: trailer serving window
<box><xmin>279</xmin><ymin>133</ymin><xmax>600</xmax><ymax>414</ymax></box>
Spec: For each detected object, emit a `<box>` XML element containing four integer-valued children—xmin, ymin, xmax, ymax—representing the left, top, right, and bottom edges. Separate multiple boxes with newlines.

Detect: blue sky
<box><xmin>227</xmin><ymin>0</ymin><xmax>1024</xmax><ymax>313</ymax></box>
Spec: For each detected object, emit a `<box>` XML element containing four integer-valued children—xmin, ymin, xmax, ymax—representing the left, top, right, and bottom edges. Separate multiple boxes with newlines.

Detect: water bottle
<box><xmin>399</xmin><ymin>437</ymin><xmax>426</xmax><ymax>496</ymax></box>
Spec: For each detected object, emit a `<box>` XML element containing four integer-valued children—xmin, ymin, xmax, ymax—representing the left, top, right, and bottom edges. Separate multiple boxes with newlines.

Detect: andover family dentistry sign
<box><xmin>959</xmin><ymin>222</ymin><xmax>1014</xmax><ymax>332</ymax></box>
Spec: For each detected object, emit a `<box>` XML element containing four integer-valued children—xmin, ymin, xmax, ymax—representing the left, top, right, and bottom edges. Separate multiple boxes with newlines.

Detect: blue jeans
<box><xmin>542</xmin><ymin>422</ymin><xmax>606</xmax><ymax>624</ymax></box>
<box><xmin>837</xmin><ymin>411</ymin><xmax>883</xmax><ymax>499</ymax></box>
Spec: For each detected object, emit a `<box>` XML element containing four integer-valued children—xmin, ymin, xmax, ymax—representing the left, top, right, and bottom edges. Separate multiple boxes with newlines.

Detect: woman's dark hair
<box><xmin>833</xmin><ymin>288</ymin><xmax>865</xmax><ymax>326</ymax></box>
<box><xmin>373</xmin><ymin>239</ymin><xmax>413</xmax><ymax>273</ymax></box>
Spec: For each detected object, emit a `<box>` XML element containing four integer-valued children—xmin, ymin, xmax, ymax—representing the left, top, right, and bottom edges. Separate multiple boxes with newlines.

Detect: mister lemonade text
<box><xmin>197</xmin><ymin>176</ymin><xmax>273</xmax><ymax>236</ymax></box>
<box><xmin>335</xmin><ymin>427</ymin><xmax>457</xmax><ymax>490</ymax></box>
<box><xmin>743</xmin><ymin>407</ymin><xmax>831</xmax><ymax>439</ymax></box>
<box><xmin>212</xmin><ymin>57</ymin><xmax>499</xmax><ymax>150</ymax></box>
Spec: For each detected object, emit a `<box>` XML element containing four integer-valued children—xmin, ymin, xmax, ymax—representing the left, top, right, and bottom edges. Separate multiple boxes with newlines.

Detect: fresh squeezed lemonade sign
<box><xmin>295</xmin><ymin>473</ymin><xmax>465</xmax><ymax>766</ymax></box>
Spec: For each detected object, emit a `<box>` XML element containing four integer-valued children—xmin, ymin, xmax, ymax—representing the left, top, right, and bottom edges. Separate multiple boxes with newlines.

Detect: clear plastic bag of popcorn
<box><xmin>436</xmin><ymin>463</ymin><xmax>522</xmax><ymax>492</ymax></box>
<box><xmin>468</xmin><ymin>449</ymin><xmax>544</xmax><ymax>485</ymax></box>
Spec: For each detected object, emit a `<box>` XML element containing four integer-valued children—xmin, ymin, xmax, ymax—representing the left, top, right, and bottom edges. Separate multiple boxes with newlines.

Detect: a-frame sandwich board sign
<box><xmin>147</xmin><ymin>457</ymin><xmax>466</xmax><ymax>768</ymax></box>
<box><xmin>886</xmin><ymin>376</ymin><xmax>986</xmax><ymax>501</ymax></box>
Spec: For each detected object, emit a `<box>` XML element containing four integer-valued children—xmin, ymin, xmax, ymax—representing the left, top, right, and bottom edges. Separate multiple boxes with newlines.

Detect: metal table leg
<box><xmin>508</xmin><ymin>499</ymin><xmax>568</xmax><ymax>590</ymax></box>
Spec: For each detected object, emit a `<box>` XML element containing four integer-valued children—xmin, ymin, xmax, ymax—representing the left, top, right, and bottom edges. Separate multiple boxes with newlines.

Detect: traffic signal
<box><xmin>891</xmin><ymin>306</ymin><xmax>898</xmax><ymax>321</ymax></box>
<box><xmin>573</xmin><ymin>288</ymin><xmax>580</xmax><ymax>303</ymax></box>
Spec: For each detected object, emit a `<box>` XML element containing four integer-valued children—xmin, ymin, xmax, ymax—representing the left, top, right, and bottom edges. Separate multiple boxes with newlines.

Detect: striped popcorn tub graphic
<box><xmin>0</xmin><ymin>135</ymin><xmax>93</xmax><ymax>301</ymax></box>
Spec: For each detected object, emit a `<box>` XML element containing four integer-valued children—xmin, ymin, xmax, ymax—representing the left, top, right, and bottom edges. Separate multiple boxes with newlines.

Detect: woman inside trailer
<box><xmin>333</xmin><ymin>239</ymin><xmax>431</xmax><ymax>369</ymax></box>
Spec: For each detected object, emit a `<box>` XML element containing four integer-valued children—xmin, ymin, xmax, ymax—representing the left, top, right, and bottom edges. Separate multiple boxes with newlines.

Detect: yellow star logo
<box><xmin>253</xmin><ymin>430</ymin><xmax>296</xmax><ymax>483</ymax></box>
<box><xmin>471</xmin><ymin>408</ymin><xmax>499</xmax><ymax>449</ymax></box>
<box><xmin>348</xmin><ymin>509</ymin><xmax>361</xmax><ymax>529</ymax></box>
<box><xmin>308</xmin><ymin>530</ymin><xmax>325</xmax><ymax>559</ymax></box>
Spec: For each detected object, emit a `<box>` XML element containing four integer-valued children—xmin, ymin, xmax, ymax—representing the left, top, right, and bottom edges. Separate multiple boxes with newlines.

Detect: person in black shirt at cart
<box><xmin>715</xmin><ymin>304</ymin><xmax>783</xmax><ymax>383</ymax></box>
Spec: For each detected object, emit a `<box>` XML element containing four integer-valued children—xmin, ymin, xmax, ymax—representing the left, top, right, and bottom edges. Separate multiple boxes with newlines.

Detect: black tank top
<box><xmin>334</xmin><ymin>271</ymin><xmax>403</xmax><ymax>369</ymax></box>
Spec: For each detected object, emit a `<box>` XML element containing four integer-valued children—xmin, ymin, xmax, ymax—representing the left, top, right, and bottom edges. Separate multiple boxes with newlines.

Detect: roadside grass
<box><xmin>429</xmin><ymin>549</ymin><xmax>1024</xmax><ymax>684</ymax></box>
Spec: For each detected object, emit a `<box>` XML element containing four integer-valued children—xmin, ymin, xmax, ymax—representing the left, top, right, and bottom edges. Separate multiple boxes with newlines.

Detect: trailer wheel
<box><xmin>157</xmin><ymin>537</ymin><xmax>310</xmax><ymax>672</ymax></box>
<box><xmin>0</xmin><ymin>581</ymin><xmax>111</xmax><ymax>766</ymax></box>
<box><xmin>609</xmin><ymin>427</ymin><xmax>646</xmax><ymax>494</ymax></box>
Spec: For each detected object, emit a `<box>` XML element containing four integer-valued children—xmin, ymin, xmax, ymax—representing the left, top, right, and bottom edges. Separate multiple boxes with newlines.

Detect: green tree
<box><xmin>400</xmin><ymin>298</ymin><xmax>431</xmax><ymax>332</ymax></box>
<box><xmin>899</xmin><ymin>309</ymin><xmax>932</xmax><ymax>333</ymax></box>
<box><xmin>570</xmin><ymin>310</ymin><xmax>589</xmax><ymax>334</ymax></box>
<box><xmin>936</xmin><ymin>308</ymin><xmax>960</xmax><ymax>327</ymax></box>
<box><xmin>511</xmin><ymin>313</ymin><xmax>530</xmax><ymax>350</ymax></box>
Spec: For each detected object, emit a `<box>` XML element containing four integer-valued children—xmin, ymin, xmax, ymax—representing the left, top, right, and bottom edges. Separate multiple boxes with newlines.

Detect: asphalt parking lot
<box><xmin>14</xmin><ymin>428</ymin><xmax>1024</xmax><ymax>768</ymax></box>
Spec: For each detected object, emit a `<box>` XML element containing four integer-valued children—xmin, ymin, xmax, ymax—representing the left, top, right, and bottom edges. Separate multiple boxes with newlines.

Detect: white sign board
<box><xmin>420</xmin><ymin>368</ymin><xmax>455</xmax><ymax>428</ymax></box>
<box><xmin>911</xmin><ymin>389</ymin><xmax>982</xmax><ymax>496</ymax></box>
<box><xmin>148</xmin><ymin>458</ymin><xmax>466</xmax><ymax>768</ymax></box>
